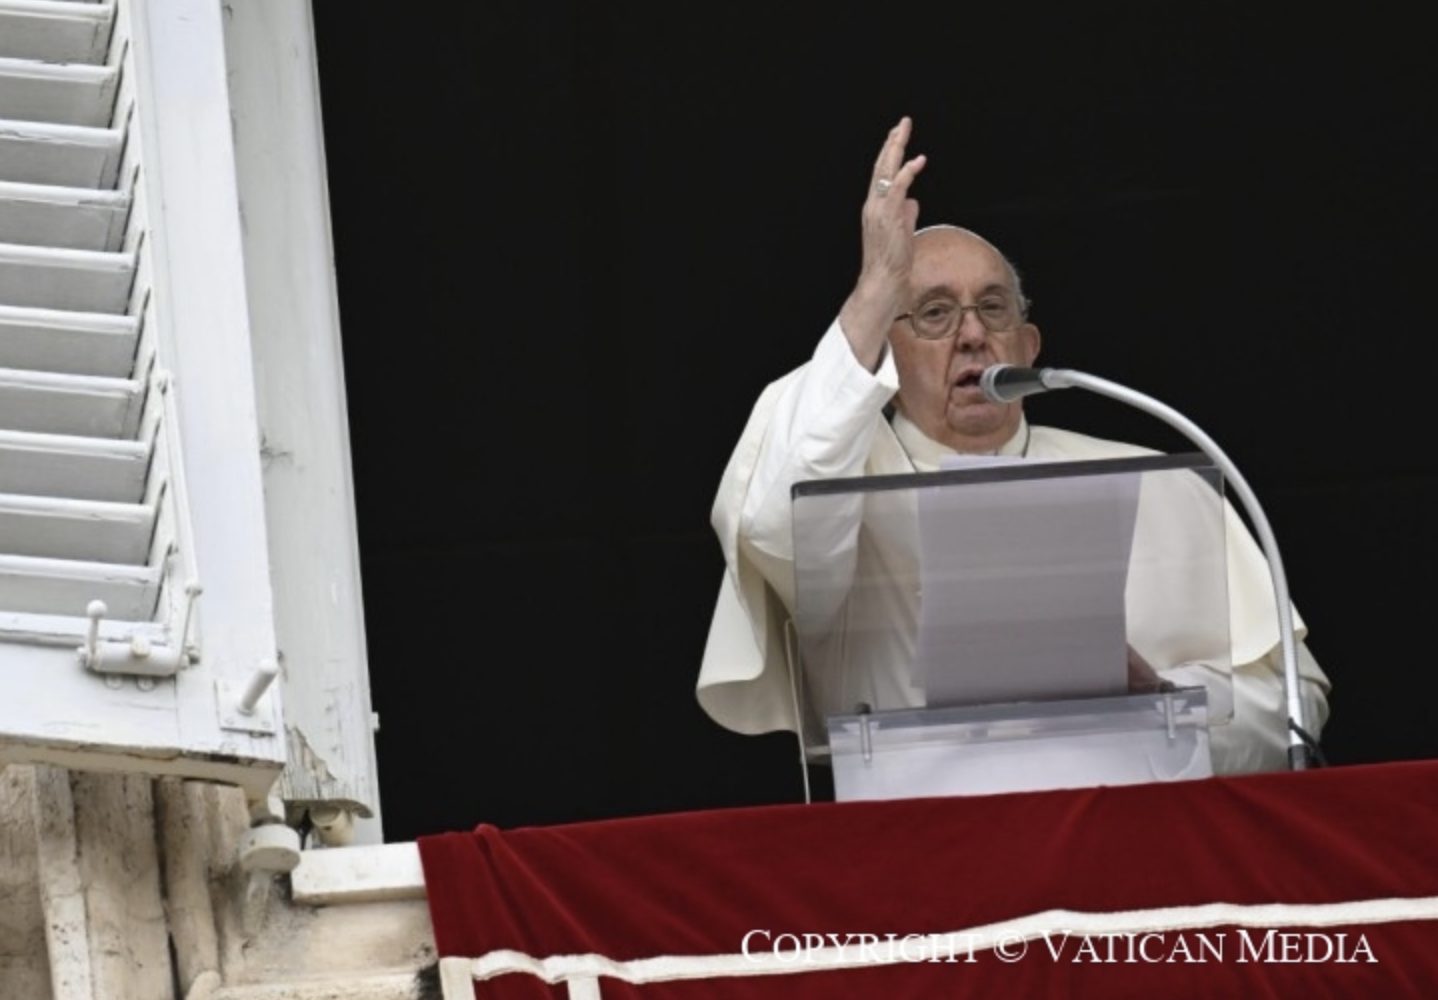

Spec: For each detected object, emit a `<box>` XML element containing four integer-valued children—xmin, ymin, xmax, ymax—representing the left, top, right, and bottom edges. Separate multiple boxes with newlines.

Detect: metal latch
<box><xmin>77</xmin><ymin>581</ymin><xmax>201</xmax><ymax>685</ymax></box>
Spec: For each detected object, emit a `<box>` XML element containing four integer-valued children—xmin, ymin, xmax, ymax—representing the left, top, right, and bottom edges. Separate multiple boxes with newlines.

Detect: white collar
<box><xmin>890</xmin><ymin>412</ymin><xmax>1031</xmax><ymax>473</ymax></box>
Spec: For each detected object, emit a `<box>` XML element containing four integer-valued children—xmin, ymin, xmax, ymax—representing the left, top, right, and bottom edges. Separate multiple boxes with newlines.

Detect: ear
<box><xmin>1019</xmin><ymin>322</ymin><xmax>1041</xmax><ymax>367</ymax></box>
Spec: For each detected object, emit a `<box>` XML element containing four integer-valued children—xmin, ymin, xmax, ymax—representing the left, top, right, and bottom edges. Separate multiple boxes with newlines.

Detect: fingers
<box><xmin>865</xmin><ymin>153</ymin><xmax>924</xmax><ymax>230</ymax></box>
<box><xmin>887</xmin><ymin>153</ymin><xmax>927</xmax><ymax>201</ymax></box>
<box><xmin>852</xmin><ymin>118</ymin><xmax>925</xmax><ymax>298</ymax></box>
<box><xmin>868</xmin><ymin>117</ymin><xmax>925</xmax><ymax>207</ymax></box>
<box><xmin>870</xmin><ymin>116</ymin><xmax>912</xmax><ymax>185</ymax></box>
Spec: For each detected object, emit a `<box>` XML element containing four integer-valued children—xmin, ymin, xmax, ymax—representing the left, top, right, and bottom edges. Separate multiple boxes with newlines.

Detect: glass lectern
<box><xmin>788</xmin><ymin>454</ymin><xmax>1233</xmax><ymax>800</ymax></box>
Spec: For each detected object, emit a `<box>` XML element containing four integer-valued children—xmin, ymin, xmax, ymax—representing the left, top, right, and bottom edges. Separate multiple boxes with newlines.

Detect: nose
<box><xmin>954</xmin><ymin>306</ymin><xmax>989</xmax><ymax>351</ymax></box>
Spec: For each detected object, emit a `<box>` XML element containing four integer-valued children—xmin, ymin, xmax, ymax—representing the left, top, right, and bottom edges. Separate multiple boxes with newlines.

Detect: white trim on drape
<box><xmin>439</xmin><ymin>894</ymin><xmax>1438</xmax><ymax>996</ymax></box>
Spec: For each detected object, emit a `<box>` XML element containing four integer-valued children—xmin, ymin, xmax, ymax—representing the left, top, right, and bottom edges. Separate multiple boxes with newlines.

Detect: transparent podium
<box><xmin>789</xmin><ymin>454</ymin><xmax>1234</xmax><ymax>801</ymax></box>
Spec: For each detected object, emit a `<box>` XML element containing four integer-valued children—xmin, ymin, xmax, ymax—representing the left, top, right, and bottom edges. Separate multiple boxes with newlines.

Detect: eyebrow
<box><xmin>915</xmin><ymin>282</ymin><xmax>1015</xmax><ymax>302</ymax></box>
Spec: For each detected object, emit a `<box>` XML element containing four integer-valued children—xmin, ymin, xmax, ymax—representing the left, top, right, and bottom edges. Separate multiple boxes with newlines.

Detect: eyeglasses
<box><xmin>895</xmin><ymin>292</ymin><xmax>1028</xmax><ymax>340</ymax></box>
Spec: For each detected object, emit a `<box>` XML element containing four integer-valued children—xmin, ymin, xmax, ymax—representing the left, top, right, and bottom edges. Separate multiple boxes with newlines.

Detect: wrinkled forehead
<box><xmin>910</xmin><ymin>226</ymin><xmax>1016</xmax><ymax>294</ymax></box>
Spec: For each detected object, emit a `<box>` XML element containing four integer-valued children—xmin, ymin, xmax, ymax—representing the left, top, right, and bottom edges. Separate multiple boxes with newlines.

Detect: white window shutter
<box><xmin>0</xmin><ymin>2</ymin><xmax>158</xmax><ymax>632</ymax></box>
<box><xmin>0</xmin><ymin>0</ymin><xmax>304</xmax><ymax>804</ymax></box>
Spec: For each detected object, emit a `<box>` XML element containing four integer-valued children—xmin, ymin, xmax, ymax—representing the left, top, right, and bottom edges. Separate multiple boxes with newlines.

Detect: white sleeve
<box><xmin>1212</xmin><ymin>642</ymin><xmax>1331</xmax><ymax>774</ymax></box>
<box><xmin>698</xmin><ymin>319</ymin><xmax>899</xmax><ymax>734</ymax></box>
<box><xmin>1161</xmin><ymin>641</ymin><xmax>1331</xmax><ymax>774</ymax></box>
<box><xmin>737</xmin><ymin>319</ymin><xmax>900</xmax><ymax>568</ymax></box>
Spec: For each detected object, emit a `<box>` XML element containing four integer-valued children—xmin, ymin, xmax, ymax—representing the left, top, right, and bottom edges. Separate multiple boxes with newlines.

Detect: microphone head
<box><xmin>980</xmin><ymin>364</ymin><xmax>1050</xmax><ymax>403</ymax></box>
<box><xmin>977</xmin><ymin>364</ymin><xmax>1058</xmax><ymax>402</ymax></box>
<box><xmin>979</xmin><ymin>364</ymin><xmax>1015</xmax><ymax>403</ymax></box>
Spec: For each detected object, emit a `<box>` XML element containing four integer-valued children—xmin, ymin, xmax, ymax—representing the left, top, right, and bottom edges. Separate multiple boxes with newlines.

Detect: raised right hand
<box><xmin>839</xmin><ymin>116</ymin><xmax>927</xmax><ymax>370</ymax></box>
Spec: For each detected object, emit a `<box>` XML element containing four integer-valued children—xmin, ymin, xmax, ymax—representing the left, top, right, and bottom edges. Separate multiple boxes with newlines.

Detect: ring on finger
<box><xmin>874</xmin><ymin>177</ymin><xmax>893</xmax><ymax>197</ymax></box>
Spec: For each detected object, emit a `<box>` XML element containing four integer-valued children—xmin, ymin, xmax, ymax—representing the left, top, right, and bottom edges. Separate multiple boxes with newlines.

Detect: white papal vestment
<box><xmin>697</xmin><ymin>321</ymin><xmax>1330</xmax><ymax>774</ymax></box>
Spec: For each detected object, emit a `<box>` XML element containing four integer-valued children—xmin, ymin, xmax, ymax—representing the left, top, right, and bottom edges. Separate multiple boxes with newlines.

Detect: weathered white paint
<box><xmin>0</xmin><ymin>117</ymin><xmax>123</xmax><ymax>187</ymax></box>
<box><xmin>0</xmin><ymin>2</ymin><xmax>434</xmax><ymax>992</ymax></box>
<box><xmin>290</xmin><ymin>843</ymin><xmax>426</xmax><ymax>906</ymax></box>
<box><xmin>0</xmin><ymin>178</ymin><xmax>130</xmax><ymax>250</ymax></box>
<box><xmin>0</xmin><ymin>1</ymin><xmax>115</xmax><ymax>65</ymax></box>
<box><xmin>0</xmin><ymin>55</ymin><xmax>116</xmax><ymax>128</ymax></box>
<box><xmin>0</xmin><ymin>638</ymin><xmax>294</xmax><ymax>798</ymax></box>
<box><xmin>0</xmin><ymin>0</ymin><xmax>302</xmax><ymax>765</ymax></box>
<box><xmin>221</xmin><ymin>0</ymin><xmax>382</xmax><ymax>839</ymax></box>
<box><xmin>108</xmin><ymin>0</ymin><xmax>287</xmax><ymax>779</ymax></box>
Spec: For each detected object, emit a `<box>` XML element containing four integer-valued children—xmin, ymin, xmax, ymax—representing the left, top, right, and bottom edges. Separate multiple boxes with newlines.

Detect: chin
<box><xmin>945</xmin><ymin>403</ymin><xmax>1008</xmax><ymax>439</ymax></box>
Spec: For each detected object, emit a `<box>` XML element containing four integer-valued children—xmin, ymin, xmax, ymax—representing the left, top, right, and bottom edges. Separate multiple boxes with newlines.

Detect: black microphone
<box><xmin>979</xmin><ymin>365</ymin><xmax>1056</xmax><ymax>403</ymax></box>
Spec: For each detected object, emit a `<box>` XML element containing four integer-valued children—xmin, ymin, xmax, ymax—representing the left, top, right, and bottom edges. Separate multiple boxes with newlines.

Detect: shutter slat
<box><xmin>0</xmin><ymin>492</ymin><xmax>152</xmax><ymax>563</ymax></box>
<box><xmin>0</xmin><ymin>551</ymin><xmax>157</xmax><ymax>618</ymax></box>
<box><xmin>0</xmin><ymin>241</ymin><xmax>134</xmax><ymax>312</ymax></box>
<box><xmin>0</xmin><ymin>117</ymin><xmax>123</xmax><ymax>188</ymax></box>
<box><xmin>0</xmin><ymin>1</ymin><xmax>115</xmax><ymax>65</ymax></box>
<box><xmin>0</xmin><ymin>55</ymin><xmax>118</xmax><ymax>128</ymax></box>
<box><xmin>0</xmin><ymin>3</ymin><xmax>147</xmax><ymax>628</ymax></box>
<box><xmin>0</xmin><ymin>302</ymin><xmax>137</xmax><ymax>375</ymax></box>
<box><xmin>0</xmin><ymin>428</ymin><xmax>147</xmax><ymax>502</ymax></box>
<box><xmin>0</xmin><ymin>178</ymin><xmax>129</xmax><ymax>250</ymax></box>
<box><xmin>0</xmin><ymin>366</ymin><xmax>141</xmax><ymax>437</ymax></box>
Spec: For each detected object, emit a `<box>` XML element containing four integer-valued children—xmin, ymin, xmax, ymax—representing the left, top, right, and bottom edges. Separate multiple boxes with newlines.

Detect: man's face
<box><xmin>888</xmin><ymin>229</ymin><xmax>1041</xmax><ymax>451</ymax></box>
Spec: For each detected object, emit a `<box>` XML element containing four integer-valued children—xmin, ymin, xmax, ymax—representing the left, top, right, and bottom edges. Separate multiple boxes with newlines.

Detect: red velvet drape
<box><xmin>420</xmin><ymin>761</ymin><xmax>1438</xmax><ymax>998</ymax></box>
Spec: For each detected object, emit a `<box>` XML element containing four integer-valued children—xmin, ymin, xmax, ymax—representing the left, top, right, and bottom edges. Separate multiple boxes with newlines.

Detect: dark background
<box><xmin>310</xmin><ymin>3</ymin><xmax>1437</xmax><ymax>841</ymax></box>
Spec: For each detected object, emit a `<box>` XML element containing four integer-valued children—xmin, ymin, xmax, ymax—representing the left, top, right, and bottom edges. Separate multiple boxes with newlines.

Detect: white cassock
<box><xmin>697</xmin><ymin>321</ymin><xmax>1331</xmax><ymax>774</ymax></box>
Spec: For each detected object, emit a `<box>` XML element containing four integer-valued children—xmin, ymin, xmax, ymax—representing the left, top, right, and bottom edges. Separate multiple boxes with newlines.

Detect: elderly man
<box><xmin>697</xmin><ymin>117</ymin><xmax>1330</xmax><ymax>775</ymax></box>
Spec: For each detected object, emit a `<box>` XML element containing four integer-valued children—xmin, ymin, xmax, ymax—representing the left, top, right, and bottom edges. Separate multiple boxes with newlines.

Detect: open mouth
<box><xmin>951</xmin><ymin>365</ymin><xmax>986</xmax><ymax>393</ymax></box>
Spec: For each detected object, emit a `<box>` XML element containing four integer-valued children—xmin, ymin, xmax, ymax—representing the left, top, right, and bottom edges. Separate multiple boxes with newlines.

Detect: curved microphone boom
<box><xmin>980</xmin><ymin>363</ymin><xmax>1316</xmax><ymax>770</ymax></box>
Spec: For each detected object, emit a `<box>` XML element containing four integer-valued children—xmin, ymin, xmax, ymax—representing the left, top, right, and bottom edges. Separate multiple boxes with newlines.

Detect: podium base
<box><xmin>825</xmin><ymin>688</ymin><xmax>1212</xmax><ymax>801</ymax></box>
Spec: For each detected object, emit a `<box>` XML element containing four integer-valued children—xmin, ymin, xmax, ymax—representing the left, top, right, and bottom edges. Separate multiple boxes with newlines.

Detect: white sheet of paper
<box><xmin>915</xmin><ymin>456</ymin><xmax>1142</xmax><ymax>707</ymax></box>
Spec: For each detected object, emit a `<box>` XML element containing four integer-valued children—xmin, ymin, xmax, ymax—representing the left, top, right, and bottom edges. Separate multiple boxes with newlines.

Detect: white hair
<box><xmin>914</xmin><ymin>224</ymin><xmax>1028</xmax><ymax>311</ymax></box>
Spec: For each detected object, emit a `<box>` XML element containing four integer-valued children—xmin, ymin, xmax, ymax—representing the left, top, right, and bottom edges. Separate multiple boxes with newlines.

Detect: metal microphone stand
<box><xmin>1005</xmin><ymin>366</ymin><xmax>1318</xmax><ymax>770</ymax></box>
